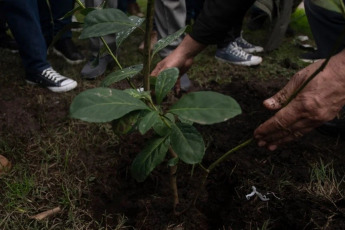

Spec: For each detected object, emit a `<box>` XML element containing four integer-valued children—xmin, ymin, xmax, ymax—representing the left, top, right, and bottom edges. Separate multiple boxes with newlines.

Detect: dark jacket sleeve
<box><xmin>190</xmin><ymin>0</ymin><xmax>256</xmax><ymax>45</ymax></box>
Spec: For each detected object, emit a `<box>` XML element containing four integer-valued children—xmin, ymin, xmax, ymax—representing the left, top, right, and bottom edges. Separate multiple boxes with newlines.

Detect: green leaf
<box><xmin>111</xmin><ymin>111</ymin><xmax>141</xmax><ymax>135</ymax></box>
<box><xmin>169</xmin><ymin>91</ymin><xmax>241</xmax><ymax>125</ymax></box>
<box><xmin>80</xmin><ymin>8</ymin><xmax>96</xmax><ymax>16</ymax></box>
<box><xmin>70</xmin><ymin>88</ymin><xmax>150</xmax><ymax>122</ymax></box>
<box><xmin>116</xmin><ymin>16</ymin><xmax>144</xmax><ymax>48</ymax></box>
<box><xmin>101</xmin><ymin>64</ymin><xmax>143</xmax><ymax>87</ymax></box>
<box><xmin>170</xmin><ymin>123</ymin><xmax>205</xmax><ymax>164</ymax></box>
<box><xmin>153</xmin><ymin>116</ymin><xmax>173</xmax><ymax>137</ymax></box>
<box><xmin>155</xmin><ymin>68</ymin><xmax>179</xmax><ymax>104</ymax></box>
<box><xmin>62</xmin><ymin>6</ymin><xmax>83</xmax><ymax>19</ymax></box>
<box><xmin>123</xmin><ymin>88</ymin><xmax>151</xmax><ymax>101</ymax></box>
<box><xmin>131</xmin><ymin>136</ymin><xmax>170</xmax><ymax>182</ymax></box>
<box><xmin>138</xmin><ymin>111</ymin><xmax>160</xmax><ymax>135</ymax></box>
<box><xmin>152</xmin><ymin>26</ymin><xmax>188</xmax><ymax>57</ymax></box>
<box><xmin>80</xmin><ymin>8</ymin><xmax>136</xmax><ymax>39</ymax></box>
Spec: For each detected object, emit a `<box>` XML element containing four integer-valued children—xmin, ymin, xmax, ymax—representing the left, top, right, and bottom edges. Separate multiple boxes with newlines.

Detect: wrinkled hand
<box><xmin>254</xmin><ymin>53</ymin><xmax>345</xmax><ymax>151</ymax></box>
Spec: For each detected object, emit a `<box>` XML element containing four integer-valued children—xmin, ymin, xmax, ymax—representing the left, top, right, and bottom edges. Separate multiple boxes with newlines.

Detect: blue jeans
<box><xmin>2</xmin><ymin>0</ymin><xmax>73</xmax><ymax>73</ymax></box>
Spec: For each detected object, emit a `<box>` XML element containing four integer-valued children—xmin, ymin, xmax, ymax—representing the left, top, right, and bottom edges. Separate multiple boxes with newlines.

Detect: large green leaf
<box><xmin>101</xmin><ymin>64</ymin><xmax>143</xmax><ymax>87</ymax></box>
<box><xmin>155</xmin><ymin>68</ymin><xmax>179</xmax><ymax>104</ymax></box>
<box><xmin>152</xmin><ymin>26</ymin><xmax>188</xmax><ymax>57</ymax></box>
<box><xmin>169</xmin><ymin>91</ymin><xmax>241</xmax><ymax>125</ymax></box>
<box><xmin>111</xmin><ymin>111</ymin><xmax>141</xmax><ymax>135</ymax></box>
<box><xmin>170</xmin><ymin>123</ymin><xmax>205</xmax><ymax>164</ymax></box>
<box><xmin>131</xmin><ymin>136</ymin><xmax>170</xmax><ymax>182</ymax></box>
<box><xmin>70</xmin><ymin>88</ymin><xmax>150</xmax><ymax>122</ymax></box>
<box><xmin>80</xmin><ymin>8</ymin><xmax>136</xmax><ymax>39</ymax></box>
<box><xmin>138</xmin><ymin>111</ymin><xmax>160</xmax><ymax>135</ymax></box>
<box><xmin>116</xmin><ymin>16</ymin><xmax>144</xmax><ymax>48</ymax></box>
<box><xmin>123</xmin><ymin>88</ymin><xmax>151</xmax><ymax>101</ymax></box>
<box><xmin>153</xmin><ymin>114</ymin><xmax>174</xmax><ymax>136</ymax></box>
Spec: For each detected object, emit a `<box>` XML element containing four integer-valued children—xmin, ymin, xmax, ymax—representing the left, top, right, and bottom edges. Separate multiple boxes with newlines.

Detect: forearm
<box><xmin>173</xmin><ymin>34</ymin><xmax>206</xmax><ymax>60</ymax></box>
<box><xmin>190</xmin><ymin>0</ymin><xmax>255</xmax><ymax>45</ymax></box>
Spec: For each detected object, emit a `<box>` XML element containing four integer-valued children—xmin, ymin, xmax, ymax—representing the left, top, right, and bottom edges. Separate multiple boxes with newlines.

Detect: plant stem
<box><xmin>168</xmin><ymin>147</ymin><xmax>180</xmax><ymax>215</ymax></box>
<box><xmin>75</xmin><ymin>0</ymin><xmax>85</xmax><ymax>8</ymax></box>
<box><xmin>208</xmin><ymin>138</ymin><xmax>253</xmax><ymax>172</ymax></box>
<box><xmin>192</xmin><ymin>138</ymin><xmax>253</xmax><ymax>205</ymax></box>
<box><xmin>142</xmin><ymin>0</ymin><xmax>155</xmax><ymax>91</ymax></box>
<box><xmin>100</xmin><ymin>37</ymin><xmax>122</xmax><ymax>70</ymax></box>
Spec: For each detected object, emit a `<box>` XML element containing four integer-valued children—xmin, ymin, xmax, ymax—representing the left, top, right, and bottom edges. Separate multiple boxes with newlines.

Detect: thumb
<box><xmin>263</xmin><ymin>72</ymin><xmax>306</xmax><ymax>111</ymax></box>
<box><xmin>151</xmin><ymin>64</ymin><xmax>162</xmax><ymax>77</ymax></box>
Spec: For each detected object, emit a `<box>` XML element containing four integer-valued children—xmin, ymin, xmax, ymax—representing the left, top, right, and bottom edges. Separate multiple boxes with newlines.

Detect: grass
<box><xmin>2</xmin><ymin>5</ymin><xmax>343</xmax><ymax>229</ymax></box>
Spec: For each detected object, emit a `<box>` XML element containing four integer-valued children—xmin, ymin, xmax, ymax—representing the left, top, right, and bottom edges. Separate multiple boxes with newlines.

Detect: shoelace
<box><xmin>236</xmin><ymin>36</ymin><xmax>253</xmax><ymax>47</ymax></box>
<box><xmin>228</xmin><ymin>42</ymin><xmax>249</xmax><ymax>59</ymax></box>
<box><xmin>42</xmin><ymin>68</ymin><xmax>65</xmax><ymax>83</ymax></box>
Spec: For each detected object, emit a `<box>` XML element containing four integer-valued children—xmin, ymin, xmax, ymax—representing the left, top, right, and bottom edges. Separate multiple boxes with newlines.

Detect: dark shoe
<box><xmin>81</xmin><ymin>55</ymin><xmax>114</xmax><ymax>79</ymax></box>
<box><xmin>316</xmin><ymin>107</ymin><xmax>345</xmax><ymax>138</ymax></box>
<box><xmin>53</xmin><ymin>38</ymin><xmax>85</xmax><ymax>65</ymax></box>
<box><xmin>215</xmin><ymin>41</ymin><xmax>262</xmax><ymax>66</ymax></box>
<box><xmin>235</xmin><ymin>36</ymin><xmax>263</xmax><ymax>53</ymax></box>
<box><xmin>26</xmin><ymin>67</ymin><xmax>77</xmax><ymax>93</ymax></box>
<box><xmin>0</xmin><ymin>33</ymin><xmax>18</xmax><ymax>53</ymax></box>
<box><xmin>299</xmin><ymin>51</ymin><xmax>323</xmax><ymax>63</ymax></box>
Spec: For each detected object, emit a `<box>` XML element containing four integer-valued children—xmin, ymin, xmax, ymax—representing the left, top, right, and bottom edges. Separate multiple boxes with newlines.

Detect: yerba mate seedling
<box><xmin>69</xmin><ymin>0</ymin><xmax>241</xmax><ymax>214</ymax></box>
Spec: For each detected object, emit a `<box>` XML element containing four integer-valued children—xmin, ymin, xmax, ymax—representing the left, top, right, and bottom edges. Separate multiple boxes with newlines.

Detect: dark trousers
<box><xmin>305</xmin><ymin>0</ymin><xmax>345</xmax><ymax>57</ymax></box>
<box><xmin>2</xmin><ymin>0</ymin><xmax>73</xmax><ymax>73</ymax></box>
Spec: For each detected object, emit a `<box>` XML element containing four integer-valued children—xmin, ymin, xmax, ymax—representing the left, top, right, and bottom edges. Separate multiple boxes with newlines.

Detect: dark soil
<box><xmin>79</xmin><ymin>77</ymin><xmax>345</xmax><ymax>229</ymax></box>
<box><xmin>1</xmin><ymin>41</ymin><xmax>345</xmax><ymax>230</ymax></box>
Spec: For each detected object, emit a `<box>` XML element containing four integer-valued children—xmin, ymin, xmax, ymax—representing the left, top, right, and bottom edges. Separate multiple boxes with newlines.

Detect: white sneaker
<box><xmin>215</xmin><ymin>42</ymin><xmax>262</xmax><ymax>66</ymax></box>
<box><xmin>25</xmin><ymin>67</ymin><xmax>77</xmax><ymax>93</ymax></box>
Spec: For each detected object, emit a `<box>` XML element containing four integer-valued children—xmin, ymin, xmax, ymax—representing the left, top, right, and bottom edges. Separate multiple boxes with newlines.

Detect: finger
<box><xmin>254</xmin><ymin>106</ymin><xmax>300</xmax><ymax>138</ymax></box>
<box><xmin>266</xmin><ymin>127</ymin><xmax>315</xmax><ymax>151</ymax></box>
<box><xmin>257</xmin><ymin>117</ymin><xmax>316</xmax><ymax>144</ymax></box>
<box><xmin>263</xmin><ymin>71</ymin><xmax>308</xmax><ymax>111</ymax></box>
<box><xmin>151</xmin><ymin>63</ymin><xmax>164</xmax><ymax>77</ymax></box>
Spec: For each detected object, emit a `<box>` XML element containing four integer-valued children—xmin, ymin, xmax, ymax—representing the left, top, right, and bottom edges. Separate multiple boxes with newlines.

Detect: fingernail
<box><xmin>264</xmin><ymin>98</ymin><xmax>277</xmax><ymax>108</ymax></box>
<box><xmin>268</xmin><ymin>145</ymin><xmax>277</xmax><ymax>151</ymax></box>
<box><xmin>258</xmin><ymin>141</ymin><xmax>266</xmax><ymax>147</ymax></box>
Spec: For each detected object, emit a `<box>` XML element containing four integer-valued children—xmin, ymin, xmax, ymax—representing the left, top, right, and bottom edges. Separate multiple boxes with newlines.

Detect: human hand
<box><xmin>254</xmin><ymin>54</ymin><xmax>345</xmax><ymax>151</ymax></box>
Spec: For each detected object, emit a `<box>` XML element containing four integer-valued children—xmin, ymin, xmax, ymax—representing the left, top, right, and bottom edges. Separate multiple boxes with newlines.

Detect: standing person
<box><xmin>2</xmin><ymin>0</ymin><xmax>77</xmax><ymax>93</ymax></box>
<box><xmin>151</xmin><ymin>0</ymin><xmax>345</xmax><ymax>149</ymax></box>
<box><xmin>80</xmin><ymin>0</ymin><xmax>118</xmax><ymax>79</ymax></box>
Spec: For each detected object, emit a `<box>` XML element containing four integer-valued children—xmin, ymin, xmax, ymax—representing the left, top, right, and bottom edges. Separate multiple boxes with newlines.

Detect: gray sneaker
<box><xmin>235</xmin><ymin>36</ymin><xmax>264</xmax><ymax>53</ymax></box>
<box><xmin>215</xmin><ymin>42</ymin><xmax>262</xmax><ymax>66</ymax></box>
<box><xmin>81</xmin><ymin>55</ymin><xmax>114</xmax><ymax>79</ymax></box>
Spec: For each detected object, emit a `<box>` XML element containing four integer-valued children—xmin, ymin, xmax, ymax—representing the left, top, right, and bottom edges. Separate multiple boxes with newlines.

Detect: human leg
<box><xmin>37</xmin><ymin>0</ymin><xmax>84</xmax><ymax>64</ymax></box>
<box><xmin>154</xmin><ymin>0</ymin><xmax>187</xmax><ymax>58</ymax></box>
<box><xmin>0</xmin><ymin>2</ymin><xmax>18</xmax><ymax>52</ymax></box>
<box><xmin>81</xmin><ymin>0</ymin><xmax>118</xmax><ymax>79</ymax></box>
<box><xmin>304</xmin><ymin>0</ymin><xmax>345</xmax><ymax>58</ymax></box>
<box><xmin>3</xmin><ymin>0</ymin><xmax>77</xmax><ymax>92</ymax></box>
